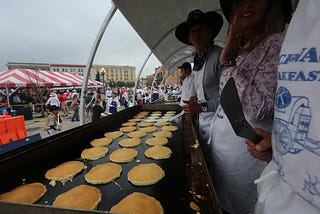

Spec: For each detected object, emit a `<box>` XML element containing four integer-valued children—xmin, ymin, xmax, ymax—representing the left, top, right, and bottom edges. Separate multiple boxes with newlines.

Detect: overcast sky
<box><xmin>0</xmin><ymin>0</ymin><xmax>161</xmax><ymax>77</ymax></box>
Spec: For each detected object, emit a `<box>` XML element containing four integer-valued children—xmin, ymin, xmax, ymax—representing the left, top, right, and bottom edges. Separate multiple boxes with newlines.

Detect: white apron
<box><xmin>255</xmin><ymin>0</ymin><xmax>320</xmax><ymax>213</ymax></box>
<box><xmin>210</xmin><ymin>105</ymin><xmax>269</xmax><ymax>213</ymax></box>
<box><xmin>193</xmin><ymin>62</ymin><xmax>215</xmax><ymax>145</ymax></box>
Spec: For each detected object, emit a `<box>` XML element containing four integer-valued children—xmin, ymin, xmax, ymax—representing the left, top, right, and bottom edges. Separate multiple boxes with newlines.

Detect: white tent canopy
<box><xmin>113</xmin><ymin>0</ymin><xmax>228</xmax><ymax>74</ymax></box>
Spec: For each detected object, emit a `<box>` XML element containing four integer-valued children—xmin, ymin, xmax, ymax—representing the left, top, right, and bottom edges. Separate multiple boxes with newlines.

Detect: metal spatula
<box><xmin>220</xmin><ymin>77</ymin><xmax>263</xmax><ymax>144</ymax></box>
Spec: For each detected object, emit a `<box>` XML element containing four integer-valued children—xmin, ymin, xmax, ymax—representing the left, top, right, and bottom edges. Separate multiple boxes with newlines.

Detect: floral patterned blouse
<box><xmin>221</xmin><ymin>32</ymin><xmax>285</xmax><ymax>121</ymax></box>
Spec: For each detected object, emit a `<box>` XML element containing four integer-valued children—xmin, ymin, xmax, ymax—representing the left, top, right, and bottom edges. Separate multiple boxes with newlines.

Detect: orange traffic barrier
<box><xmin>0</xmin><ymin>115</ymin><xmax>26</xmax><ymax>144</ymax></box>
<box><xmin>0</xmin><ymin>132</ymin><xmax>18</xmax><ymax>145</ymax></box>
<box><xmin>0</xmin><ymin>120</ymin><xmax>6</xmax><ymax>135</ymax></box>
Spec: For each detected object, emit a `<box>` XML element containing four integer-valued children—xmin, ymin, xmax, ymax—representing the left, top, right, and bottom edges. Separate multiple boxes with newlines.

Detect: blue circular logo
<box><xmin>276</xmin><ymin>87</ymin><xmax>291</xmax><ymax>109</ymax></box>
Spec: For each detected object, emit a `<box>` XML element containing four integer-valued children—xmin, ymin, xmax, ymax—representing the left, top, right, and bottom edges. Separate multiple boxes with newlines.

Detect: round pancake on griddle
<box><xmin>104</xmin><ymin>130</ymin><xmax>124</xmax><ymax>139</ymax></box>
<box><xmin>0</xmin><ymin>182</ymin><xmax>46</xmax><ymax>204</ymax></box>
<box><xmin>45</xmin><ymin>161</ymin><xmax>84</xmax><ymax>182</ymax></box>
<box><xmin>122</xmin><ymin>121</ymin><xmax>137</xmax><ymax>127</ymax></box>
<box><xmin>81</xmin><ymin>146</ymin><xmax>109</xmax><ymax>160</ymax></box>
<box><xmin>128</xmin><ymin>163</ymin><xmax>165</xmax><ymax>186</ymax></box>
<box><xmin>166</xmin><ymin>111</ymin><xmax>176</xmax><ymax>114</ymax></box>
<box><xmin>53</xmin><ymin>185</ymin><xmax>101</xmax><ymax>210</ymax></box>
<box><xmin>152</xmin><ymin>131</ymin><xmax>172</xmax><ymax>138</ymax></box>
<box><xmin>85</xmin><ymin>163</ymin><xmax>122</xmax><ymax>184</ymax></box>
<box><xmin>119</xmin><ymin>126</ymin><xmax>136</xmax><ymax>132</ymax></box>
<box><xmin>127</xmin><ymin>130</ymin><xmax>147</xmax><ymax>138</ymax></box>
<box><xmin>139</xmin><ymin>126</ymin><xmax>158</xmax><ymax>133</ymax></box>
<box><xmin>128</xmin><ymin>118</ymin><xmax>142</xmax><ymax>122</ymax></box>
<box><xmin>151</xmin><ymin>113</ymin><xmax>162</xmax><ymax>117</ymax></box>
<box><xmin>110</xmin><ymin>192</ymin><xmax>163</xmax><ymax>214</ymax></box>
<box><xmin>119</xmin><ymin>137</ymin><xmax>141</xmax><ymax>147</ymax></box>
<box><xmin>154</xmin><ymin>121</ymin><xmax>169</xmax><ymax>127</ymax></box>
<box><xmin>152</xmin><ymin>111</ymin><xmax>162</xmax><ymax>114</ymax></box>
<box><xmin>90</xmin><ymin>137</ymin><xmax>113</xmax><ymax>147</ymax></box>
<box><xmin>144</xmin><ymin>119</ymin><xmax>157</xmax><ymax>123</ymax></box>
<box><xmin>145</xmin><ymin>137</ymin><xmax>168</xmax><ymax>146</ymax></box>
<box><xmin>145</xmin><ymin>145</ymin><xmax>172</xmax><ymax>160</ymax></box>
<box><xmin>161</xmin><ymin>125</ymin><xmax>178</xmax><ymax>132</ymax></box>
<box><xmin>109</xmin><ymin>148</ymin><xmax>138</xmax><ymax>163</ymax></box>
<box><xmin>139</xmin><ymin>111</ymin><xmax>149</xmax><ymax>115</ymax></box>
<box><xmin>138</xmin><ymin>122</ymin><xmax>153</xmax><ymax>127</ymax></box>
<box><xmin>134</xmin><ymin>115</ymin><xmax>145</xmax><ymax>119</ymax></box>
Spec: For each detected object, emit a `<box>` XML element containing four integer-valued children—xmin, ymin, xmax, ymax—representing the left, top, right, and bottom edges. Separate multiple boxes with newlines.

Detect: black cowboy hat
<box><xmin>175</xmin><ymin>9</ymin><xmax>223</xmax><ymax>45</ymax></box>
<box><xmin>219</xmin><ymin>0</ymin><xmax>293</xmax><ymax>23</ymax></box>
<box><xmin>178</xmin><ymin>62</ymin><xmax>192</xmax><ymax>70</ymax></box>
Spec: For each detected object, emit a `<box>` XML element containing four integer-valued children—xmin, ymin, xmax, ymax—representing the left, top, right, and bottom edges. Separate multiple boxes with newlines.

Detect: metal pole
<box><xmin>132</xmin><ymin>51</ymin><xmax>152</xmax><ymax>104</ymax></box>
<box><xmin>80</xmin><ymin>4</ymin><xmax>117</xmax><ymax>125</ymax></box>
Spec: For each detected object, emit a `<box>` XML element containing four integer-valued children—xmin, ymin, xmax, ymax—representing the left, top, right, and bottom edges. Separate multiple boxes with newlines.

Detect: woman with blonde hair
<box><xmin>209</xmin><ymin>0</ymin><xmax>292</xmax><ymax>213</ymax></box>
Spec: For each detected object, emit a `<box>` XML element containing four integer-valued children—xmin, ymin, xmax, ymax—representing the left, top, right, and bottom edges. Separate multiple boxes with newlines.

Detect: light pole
<box><xmin>99</xmin><ymin>68</ymin><xmax>106</xmax><ymax>93</ymax></box>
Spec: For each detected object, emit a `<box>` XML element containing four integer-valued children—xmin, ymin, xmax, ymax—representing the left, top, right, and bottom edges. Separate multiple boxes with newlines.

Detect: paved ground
<box><xmin>25</xmin><ymin>111</ymin><xmax>94</xmax><ymax>139</ymax></box>
<box><xmin>25</xmin><ymin>107</ymin><xmax>125</xmax><ymax>139</ymax></box>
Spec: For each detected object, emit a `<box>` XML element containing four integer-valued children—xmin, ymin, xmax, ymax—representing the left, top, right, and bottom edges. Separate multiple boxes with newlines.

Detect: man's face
<box><xmin>180</xmin><ymin>68</ymin><xmax>187</xmax><ymax>78</ymax></box>
<box><xmin>188</xmin><ymin>24</ymin><xmax>213</xmax><ymax>53</ymax></box>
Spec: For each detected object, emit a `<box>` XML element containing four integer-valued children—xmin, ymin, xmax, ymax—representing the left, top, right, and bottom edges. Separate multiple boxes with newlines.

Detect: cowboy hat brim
<box><xmin>175</xmin><ymin>11</ymin><xmax>223</xmax><ymax>45</ymax></box>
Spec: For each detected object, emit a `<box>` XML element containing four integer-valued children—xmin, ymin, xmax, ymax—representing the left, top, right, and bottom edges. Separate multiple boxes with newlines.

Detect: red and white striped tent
<box><xmin>0</xmin><ymin>68</ymin><xmax>103</xmax><ymax>88</ymax></box>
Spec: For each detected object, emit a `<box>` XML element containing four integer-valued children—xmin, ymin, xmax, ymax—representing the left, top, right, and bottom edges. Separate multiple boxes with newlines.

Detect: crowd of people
<box><xmin>40</xmin><ymin>85</ymin><xmax>182</xmax><ymax>135</ymax></box>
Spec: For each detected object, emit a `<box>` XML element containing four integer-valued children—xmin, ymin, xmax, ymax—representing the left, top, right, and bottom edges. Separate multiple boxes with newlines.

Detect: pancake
<box><xmin>119</xmin><ymin>126</ymin><xmax>136</xmax><ymax>132</ymax></box>
<box><xmin>153</xmin><ymin>131</ymin><xmax>172</xmax><ymax>138</ymax></box>
<box><xmin>104</xmin><ymin>130</ymin><xmax>124</xmax><ymax>139</ymax></box>
<box><xmin>144</xmin><ymin>146</ymin><xmax>172</xmax><ymax>159</ymax></box>
<box><xmin>139</xmin><ymin>111</ymin><xmax>150</xmax><ymax>115</ymax></box>
<box><xmin>154</xmin><ymin>121</ymin><xmax>169</xmax><ymax>127</ymax></box>
<box><xmin>152</xmin><ymin>111</ymin><xmax>162</xmax><ymax>114</ymax></box>
<box><xmin>53</xmin><ymin>185</ymin><xmax>101</xmax><ymax>210</ymax></box>
<box><xmin>138</xmin><ymin>122</ymin><xmax>153</xmax><ymax>127</ymax></box>
<box><xmin>161</xmin><ymin>125</ymin><xmax>178</xmax><ymax>132</ymax></box>
<box><xmin>122</xmin><ymin>121</ymin><xmax>137</xmax><ymax>127</ymax></box>
<box><xmin>144</xmin><ymin>119</ymin><xmax>157</xmax><ymax>123</ymax></box>
<box><xmin>145</xmin><ymin>137</ymin><xmax>168</xmax><ymax>146</ymax></box>
<box><xmin>119</xmin><ymin>137</ymin><xmax>141</xmax><ymax>147</ymax></box>
<box><xmin>110</xmin><ymin>192</ymin><xmax>163</xmax><ymax>214</ymax></box>
<box><xmin>151</xmin><ymin>113</ymin><xmax>162</xmax><ymax>117</ymax></box>
<box><xmin>84</xmin><ymin>163</ymin><xmax>122</xmax><ymax>184</ymax></box>
<box><xmin>128</xmin><ymin>163</ymin><xmax>165</xmax><ymax>186</ymax></box>
<box><xmin>128</xmin><ymin>118</ymin><xmax>142</xmax><ymax>122</ymax></box>
<box><xmin>0</xmin><ymin>182</ymin><xmax>46</xmax><ymax>204</ymax></box>
<box><xmin>134</xmin><ymin>115</ymin><xmax>145</xmax><ymax>119</ymax></box>
<box><xmin>166</xmin><ymin>111</ymin><xmax>176</xmax><ymax>114</ymax></box>
<box><xmin>45</xmin><ymin>161</ymin><xmax>84</xmax><ymax>184</ymax></box>
<box><xmin>90</xmin><ymin>137</ymin><xmax>113</xmax><ymax>147</ymax></box>
<box><xmin>109</xmin><ymin>148</ymin><xmax>138</xmax><ymax>163</ymax></box>
<box><xmin>127</xmin><ymin>130</ymin><xmax>147</xmax><ymax>138</ymax></box>
<box><xmin>81</xmin><ymin>146</ymin><xmax>109</xmax><ymax>160</ymax></box>
<box><xmin>139</xmin><ymin>126</ymin><xmax>158</xmax><ymax>133</ymax></box>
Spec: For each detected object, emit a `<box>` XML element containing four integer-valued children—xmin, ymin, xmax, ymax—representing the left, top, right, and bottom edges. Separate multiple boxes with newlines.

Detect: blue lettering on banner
<box><xmin>277</xmin><ymin>70</ymin><xmax>320</xmax><ymax>81</ymax></box>
<box><xmin>279</xmin><ymin>47</ymin><xmax>320</xmax><ymax>65</ymax></box>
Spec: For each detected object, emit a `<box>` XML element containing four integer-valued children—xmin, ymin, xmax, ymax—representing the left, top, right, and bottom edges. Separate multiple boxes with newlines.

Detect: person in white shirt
<box><xmin>46</xmin><ymin>92</ymin><xmax>60</xmax><ymax>112</ymax></box>
<box><xmin>178</xmin><ymin>62</ymin><xmax>195</xmax><ymax>107</ymax></box>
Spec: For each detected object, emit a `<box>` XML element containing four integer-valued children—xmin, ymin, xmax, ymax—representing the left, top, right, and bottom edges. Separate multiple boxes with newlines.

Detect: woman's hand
<box><xmin>245</xmin><ymin>128</ymin><xmax>272</xmax><ymax>162</ymax></box>
<box><xmin>220</xmin><ymin>11</ymin><xmax>242</xmax><ymax>65</ymax></box>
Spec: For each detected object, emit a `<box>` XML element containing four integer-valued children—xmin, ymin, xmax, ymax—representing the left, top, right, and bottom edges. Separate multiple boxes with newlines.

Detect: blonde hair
<box><xmin>230</xmin><ymin>0</ymin><xmax>287</xmax><ymax>53</ymax></box>
<box><xmin>94</xmin><ymin>99</ymin><xmax>101</xmax><ymax>105</ymax></box>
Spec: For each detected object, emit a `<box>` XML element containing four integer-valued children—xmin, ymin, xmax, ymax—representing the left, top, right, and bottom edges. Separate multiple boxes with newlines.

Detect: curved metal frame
<box><xmin>80</xmin><ymin>4</ymin><xmax>117</xmax><ymax>125</ymax></box>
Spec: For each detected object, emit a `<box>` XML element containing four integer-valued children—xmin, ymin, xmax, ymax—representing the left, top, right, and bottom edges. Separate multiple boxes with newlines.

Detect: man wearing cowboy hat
<box><xmin>45</xmin><ymin>92</ymin><xmax>60</xmax><ymax>112</ymax></box>
<box><xmin>175</xmin><ymin>9</ymin><xmax>223</xmax><ymax>161</ymax></box>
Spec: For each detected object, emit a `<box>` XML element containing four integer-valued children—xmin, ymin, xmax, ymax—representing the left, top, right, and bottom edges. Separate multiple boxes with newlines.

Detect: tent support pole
<box><xmin>133</xmin><ymin>51</ymin><xmax>152</xmax><ymax>104</ymax></box>
<box><xmin>80</xmin><ymin>4</ymin><xmax>117</xmax><ymax>125</ymax></box>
